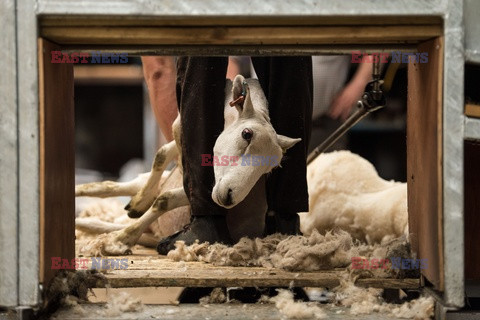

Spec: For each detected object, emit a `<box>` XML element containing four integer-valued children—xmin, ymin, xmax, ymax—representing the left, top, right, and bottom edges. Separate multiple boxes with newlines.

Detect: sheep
<box><xmin>75</xmin><ymin>75</ymin><xmax>299</xmax><ymax>255</ymax></box>
<box><xmin>75</xmin><ymin>75</ymin><xmax>407</xmax><ymax>255</ymax></box>
<box><xmin>300</xmin><ymin>150</ymin><xmax>408</xmax><ymax>245</ymax></box>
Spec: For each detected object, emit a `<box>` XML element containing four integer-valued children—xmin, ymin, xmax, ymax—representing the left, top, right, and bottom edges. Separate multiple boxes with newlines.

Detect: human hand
<box><xmin>328</xmin><ymin>83</ymin><xmax>364</xmax><ymax>121</ymax></box>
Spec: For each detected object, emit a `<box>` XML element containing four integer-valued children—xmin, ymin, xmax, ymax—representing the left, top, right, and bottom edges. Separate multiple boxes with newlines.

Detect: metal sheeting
<box><xmin>0</xmin><ymin>0</ymin><xmax>19</xmax><ymax>307</ymax></box>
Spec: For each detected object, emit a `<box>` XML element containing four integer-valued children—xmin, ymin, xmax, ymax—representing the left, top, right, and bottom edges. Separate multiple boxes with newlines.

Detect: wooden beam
<box><xmin>465</xmin><ymin>103</ymin><xmax>480</xmax><ymax>118</ymax></box>
<box><xmin>41</xmin><ymin>25</ymin><xmax>442</xmax><ymax>46</ymax></box>
<box><xmin>85</xmin><ymin>255</ymin><xmax>420</xmax><ymax>289</ymax></box>
<box><xmin>407</xmin><ymin>37</ymin><xmax>444</xmax><ymax>290</ymax></box>
<box><xmin>38</xmin><ymin>38</ymin><xmax>75</xmax><ymax>285</ymax></box>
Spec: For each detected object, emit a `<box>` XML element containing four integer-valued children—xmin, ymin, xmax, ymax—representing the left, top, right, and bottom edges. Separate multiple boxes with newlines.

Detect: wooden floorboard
<box><xmin>77</xmin><ymin>250</ymin><xmax>419</xmax><ymax>290</ymax></box>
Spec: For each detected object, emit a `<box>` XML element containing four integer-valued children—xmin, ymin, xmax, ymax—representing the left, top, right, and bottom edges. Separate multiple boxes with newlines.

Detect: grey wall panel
<box><xmin>36</xmin><ymin>0</ymin><xmax>445</xmax><ymax>16</ymax></box>
<box><xmin>17</xmin><ymin>0</ymin><xmax>40</xmax><ymax>306</ymax></box>
<box><xmin>0</xmin><ymin>0</ymin><xmax>19</xmax><ymax>308</ymax></box>
<box><xmin>465</xmin><ymin>117</ymin><xmax>480</xmax><ymax>141</ymax></box>
<box><xmin>443</xmin><ymin>0</ymin><xmax>465</xmax><ymax>308</ymax></box>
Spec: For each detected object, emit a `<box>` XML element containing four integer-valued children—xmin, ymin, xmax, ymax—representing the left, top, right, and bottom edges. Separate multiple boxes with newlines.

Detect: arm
<box><xmin>141</xmin><ymin>56</ymin><xmax>178</xmax><ymax>142</ymax></box>
<box><xmin>328</xmin><ymin>61</ymin><xmax>372</xmax><ymax>121</ymax></box>
<box><xmin>226</xmin><ymin>56</ymin><xmax>242</xmax><ymax>80</ymax></box>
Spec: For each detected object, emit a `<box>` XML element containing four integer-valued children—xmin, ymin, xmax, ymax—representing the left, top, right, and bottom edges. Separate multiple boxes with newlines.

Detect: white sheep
<box><xmin>75</xmin><ymin>75</ymin><xmax>408</xmax><ymax>255</ymax></box>
<box><xmin>300</xmin><ymin>150</ymin><xmax>408</xmax><ymax>244</ymax></box>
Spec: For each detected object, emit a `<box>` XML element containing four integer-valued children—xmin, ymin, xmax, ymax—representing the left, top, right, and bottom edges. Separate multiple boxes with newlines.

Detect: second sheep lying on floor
<box><xmin>299</xmin><ymin>150</ymin><xmax>408</xmax><ymax>245</ymax></box>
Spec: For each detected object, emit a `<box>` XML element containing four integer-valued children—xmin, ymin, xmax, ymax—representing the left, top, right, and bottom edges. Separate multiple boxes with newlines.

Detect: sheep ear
<box><xmin>232</xmin><ymin>75</ymin><xmax>254</xmax><ymax>118</ymax></box>
<box><xmin>277</xmin><ymin>135</ymin><xmax>301</xmax><ymax>153</ymax></box>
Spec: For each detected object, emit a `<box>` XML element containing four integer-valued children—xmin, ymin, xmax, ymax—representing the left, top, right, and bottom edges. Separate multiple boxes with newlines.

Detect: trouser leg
<box><xmin>252</xmin><ymin>57</ymin><xmax>313</xmax><ymax>216</ymax></box>
<box><xmin>176</xmin><ymin>57</ymin><xmax>229</xmax><ymax>216</ymax></box>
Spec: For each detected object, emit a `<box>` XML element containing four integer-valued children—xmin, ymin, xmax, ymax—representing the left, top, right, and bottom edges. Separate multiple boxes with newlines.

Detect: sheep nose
<box><xmin>224</xmin><ymin>188</ymin><xmax>233</xmax><ymax>206</ymax></box>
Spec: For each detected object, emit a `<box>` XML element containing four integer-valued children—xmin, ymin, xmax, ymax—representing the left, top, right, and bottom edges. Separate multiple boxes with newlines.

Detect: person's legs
<box><xmin>157</xmin><ymin>57</ymin><xmax>233</xmax><ymax>254</ymax></box>
<box><xmin>252</xmin><ymin>57</ymin><xmax>313</xmax><ymax>234</ymax></box>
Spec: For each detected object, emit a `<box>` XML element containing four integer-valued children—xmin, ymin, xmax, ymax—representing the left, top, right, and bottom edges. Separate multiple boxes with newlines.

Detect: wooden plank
<box><xmin>41</xmin><ymin>25</ymin><xmax>442</xmax><ymax>46</ymax></box>
<box><xmin>74</xmin><ymin>65</ymin><xmax>144</xmax><ymax>85</ymax></box>
<box><xmin>464</xmin><ymin>140</ymin><xmax>480</xmax><ymax>280</ymax></box>
<box><xmin>407</xmin><ymin>37</ymin><xmax>444</xmax><ymax>290</ymax></box>
<box><xmin>89</xmin><ymin>287</ymin><xmax>183</xmax><ymax>304</ymax></box>
<box><xmin>82</xmin><ymin>256</ymin><xmax>419</xmax><ymax>289</ymax></box>
<box><xmin>465</xmin><ymin>103</ymin><xmax>480</xmax><ymax>118</ymax></box>
<box><xmin>58</xmin><ymin>43</ymin><xmax>420</xmax><ymax>57</ymax></box>
<box><xmin>38</xmin><ymin>38</ymin><xmax>75</xmax><ymax>285</ymax></box>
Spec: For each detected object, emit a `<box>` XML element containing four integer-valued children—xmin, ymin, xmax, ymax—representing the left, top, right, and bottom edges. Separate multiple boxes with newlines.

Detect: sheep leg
<box><xmin>87</xmin><ymin>187</ymin><xmax>188</xmax><ymax>256</ymax></box>
<box><xmin>125</xmin><ymin>140</ymin><xmax>178</xmax><ymax>218</ymax></box>
<box><xmin>76</xmin><ymin>218</ymin><xmax>126</xmax><ymax>233</ymax></box>
<box><xmin>75</xmin><ymin>172</ymin><xmax>149</xmax><ymax>197</ymax></box>
<box><xmin>76</xmin><ymin>217</ymin><xmax>160</xmax><ymax>248</ymax></box>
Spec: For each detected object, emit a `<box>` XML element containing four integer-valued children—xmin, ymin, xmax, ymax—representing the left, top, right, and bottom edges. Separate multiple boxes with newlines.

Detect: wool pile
<box><xmin>259</xmin><ymin>281</ymin><xmax>434</xmax><ymax>320</ymax></box>
<box><xmin>269</xmin><ymin>289</ymin><xmax>326</xmax><ymax>319</ymax></box>
<box><xmin>167</xmin><ymin>229</ymin><xmax>411</xmax><ymax>275</ymax></box>
<box><xmin>101</xmin><ymin>290</ymin><xmax>144</xmax><ymax>317</ymax></box>
<box><xmin>333</xmin><ymin>277</ymin><xmax>434</xmax><ymax>319</ymax></box>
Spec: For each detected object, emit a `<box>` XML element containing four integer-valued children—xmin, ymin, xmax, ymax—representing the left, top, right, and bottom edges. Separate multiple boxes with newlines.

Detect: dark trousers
<box><xmin>176</xmin><ymin>57</ymin><xmax>313</xmax><ymax>217</ymax></box>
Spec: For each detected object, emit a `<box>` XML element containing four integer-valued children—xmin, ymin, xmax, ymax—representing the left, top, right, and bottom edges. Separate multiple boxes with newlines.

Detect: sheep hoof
<box><xmin>125</xmin><ymin>198</ymin><xmax>149</xmax><ymax>218</ymax></box>
<box><xmin>103</xmin><ymin>241</ymin><xmax>133</xmax><ymax>256</ymax></box>
<box><xmin>127</xmin><ymin>209</ymin><xmax>144</xmax><ymax>219</ymax></box>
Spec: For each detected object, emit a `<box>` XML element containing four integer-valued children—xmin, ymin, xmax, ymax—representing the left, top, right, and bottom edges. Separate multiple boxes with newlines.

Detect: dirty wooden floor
<box><xmin>62</xmin><ymin>246</ymin><xmax>420</xmax><ymax>319</ymax></box>
<box><xmin>79</xmin><ymin>247</ymin><xmax>419</xmax><ymax>290</ymax></box>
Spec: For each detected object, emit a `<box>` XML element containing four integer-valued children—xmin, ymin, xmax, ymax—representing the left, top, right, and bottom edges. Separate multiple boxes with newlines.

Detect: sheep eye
<box><xmin>241</xmin><ymin>128</ymin><xmax>253</xmax><ymax>142</ymax></box>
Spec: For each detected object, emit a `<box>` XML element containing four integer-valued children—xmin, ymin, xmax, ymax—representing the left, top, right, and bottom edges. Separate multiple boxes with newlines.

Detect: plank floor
<box><xmin>78</xmin><ymin>248</ymin><xmax>420</xmax><ymax>290</ymax></box>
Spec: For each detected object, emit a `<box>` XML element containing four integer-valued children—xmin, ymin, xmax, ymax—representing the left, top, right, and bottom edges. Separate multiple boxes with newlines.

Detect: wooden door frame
<box><xmin>38</xmin><ymin>23</ymin><xmax>446</xmax><ymax>292</ymax></box>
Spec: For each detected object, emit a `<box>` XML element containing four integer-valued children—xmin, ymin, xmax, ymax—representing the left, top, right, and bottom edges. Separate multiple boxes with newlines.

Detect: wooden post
<box><xmin>407</xmin><ymin>37</ymin><xmax>444</xmax><ymax>290</ymax></box>
<box><xmin>38</xmin><ymin>38</ymin><xmax>75</xmax><ymax>285</ymax></box>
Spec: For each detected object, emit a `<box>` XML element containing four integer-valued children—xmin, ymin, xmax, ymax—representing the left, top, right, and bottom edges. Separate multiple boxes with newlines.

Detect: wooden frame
<box><xmin>38</xmin><ymin>19</ymin><xmax>446</xmax><ymax>288</ymax></box>
<box><xmin>38</xmin><ymin>39</ymin><xmax>75</xmax><ymax>285</ymax></box>
<box><xmin>407</xmin><ymin>37</ymin><xmax>444</xmax><ymax>290</ymax></box>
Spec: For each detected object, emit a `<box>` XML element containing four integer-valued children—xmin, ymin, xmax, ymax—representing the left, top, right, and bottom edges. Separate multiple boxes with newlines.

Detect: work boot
<box><xmin>265</xmin><ymin>211</ymin><xmax>301</xmax><ymax>236</ymax></box>
<box><xmin>157</xmin><ymin>215</ymin><xmax>233</xmax><ymax>255</ymax></box>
